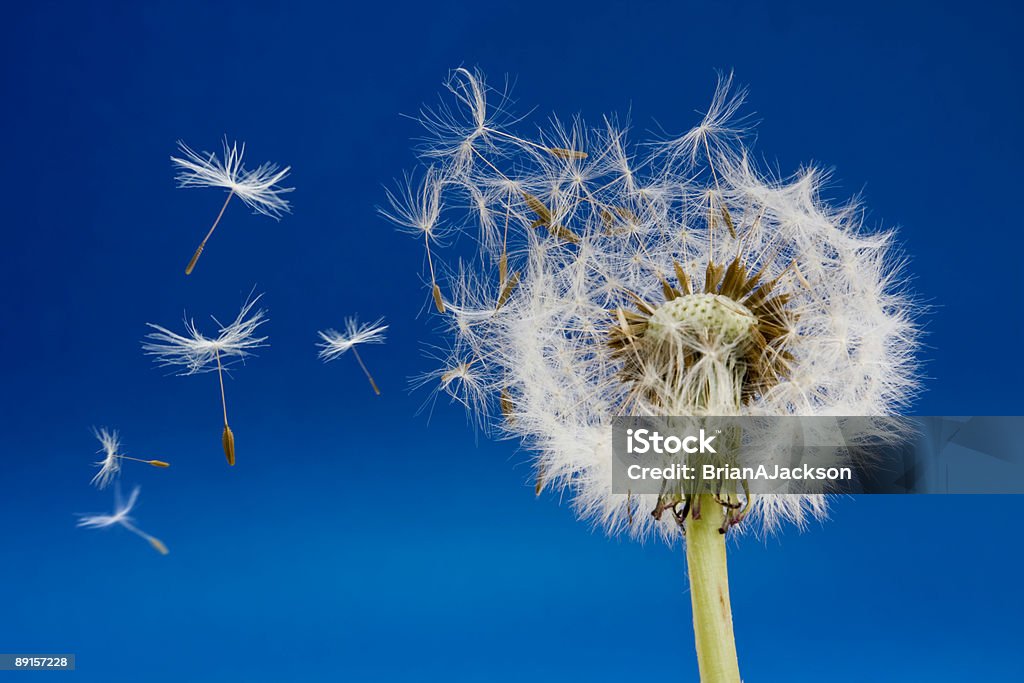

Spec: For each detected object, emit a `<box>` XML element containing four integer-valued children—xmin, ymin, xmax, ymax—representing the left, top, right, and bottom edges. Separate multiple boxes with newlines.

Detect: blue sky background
<box><xmin>2</xmin><ymin>1</ymin><xmax>1022</xmax><ymax>680</ymax></box>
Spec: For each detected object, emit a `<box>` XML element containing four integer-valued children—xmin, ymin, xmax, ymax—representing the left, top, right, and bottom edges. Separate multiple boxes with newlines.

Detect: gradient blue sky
<box><xmin>2</xmin><ymin>1</ymin><xmax>1022</xmax><ymax>680</ymax></box>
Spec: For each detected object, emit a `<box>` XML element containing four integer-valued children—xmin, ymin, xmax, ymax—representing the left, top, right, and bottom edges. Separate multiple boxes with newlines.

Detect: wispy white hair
<box><xmin>143</xmin><ymin>294</ymin><xmax>268</xmax><ymax>375</ymax></box>
<box><xmin>90</xmin><ymin>427</ymin><xmax>121</xmax><ymax>489</ymax></box>
<box><xmin>317</xmin><ymin>318</ymin><xmax>388</xmax><ymax>361</ymax></box>
<box><xmin>172</xmin><ymin>139</ymin><xmax>293</xmax><ymax>218</ymax></box>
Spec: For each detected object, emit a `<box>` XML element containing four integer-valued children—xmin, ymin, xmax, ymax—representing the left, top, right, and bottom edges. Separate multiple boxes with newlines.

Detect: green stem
<box><xmin>685</xmin><ymin>495</ymin><xmax>741</xmax><ymax>683</ymax></box>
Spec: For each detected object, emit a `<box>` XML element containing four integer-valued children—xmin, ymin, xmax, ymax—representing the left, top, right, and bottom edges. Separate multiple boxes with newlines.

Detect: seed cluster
<box><xmin>609</xmin><ymin>256</ymin><xmax>797</xmax><ymax>411</ymax></box>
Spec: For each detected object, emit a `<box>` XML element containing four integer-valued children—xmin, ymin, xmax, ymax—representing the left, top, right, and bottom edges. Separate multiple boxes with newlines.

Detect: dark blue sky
<box><xmin>1</xmin><ymin>1</ymin><xmax>1022</xmax><ymax>680</ymax></box>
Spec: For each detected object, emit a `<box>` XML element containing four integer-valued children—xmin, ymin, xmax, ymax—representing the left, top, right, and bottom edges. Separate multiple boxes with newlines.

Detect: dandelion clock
<box><xmin>387</xmin><ymin>69</ymin><xmax>919</xmax><ymax>682</ymax></box>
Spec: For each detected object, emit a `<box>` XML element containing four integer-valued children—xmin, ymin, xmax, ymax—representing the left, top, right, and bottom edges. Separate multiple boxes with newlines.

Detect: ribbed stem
<box><xmin>685</xmin><ymin>494</ymin><xmax>741</xmax><ymax>683</ymax></box>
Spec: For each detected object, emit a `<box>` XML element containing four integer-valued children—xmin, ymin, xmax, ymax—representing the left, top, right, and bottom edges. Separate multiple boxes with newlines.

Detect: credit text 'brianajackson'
<box><xmin>626</xmin><ymin>463</ymin><xmax>853</xmax><ymax>482</ymax></box>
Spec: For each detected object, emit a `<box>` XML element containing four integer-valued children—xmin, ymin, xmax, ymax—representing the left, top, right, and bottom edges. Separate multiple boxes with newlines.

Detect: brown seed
<box><xmin>721</xmin><ymin>205</ymin><xmax>736</xmax><ymax>237</ymax></box>
<box><xmin>547</xmin><ymin>147</ymin><xmax>588</xmax><ymax>160</ymax></box>
<box><xmin>184</xmin><ymin>244</ymin><xmax>204</xmax><ymax>276</ymax></box>
<box><xmin>522</xmin><ymin>193</ymin><xmax>552</xmax><ymax>225</ymax></box>
<box><xmin>148</xmin><ymin>537</ymin><xmax>170</xmax><ymax>555</ymax></box>
<box><xmin>600</xmin><ymin>209</ymin><xmax>617</xmax><ymax>234</ymax></box>
<box><xmin>720</xmin><ymin>258</ymin><xmax>746</xmax><ymax>298</ymax></box>
<box><xmin>148</xmin><ymin>460</ymin><xmax>171</xmax><ymax>468</ymax></box>
<box><xmin>705</xmin><ymin>262</ymin><xmax>725</xmax><ymax>292</ymax></box>
<box><xmin>432</xmin><ymin>284</ymin><xmax>445</xmax><ymax>313</ymax></box>
<box><xmin>222</xmin><ymin>424</ymin><xmax>236</xmax><ymax>466</ymax></box>
<box><xmin>496</xmin><ymin>271</ymin><xmax>520</xmax><ymax>309</ymax></box>
<box><xmin>550</xmin><ymin>224</ymin><xmax>581</xmax><ymax>244</ymax></box>
<box><xmin>500</xmin><ymin>388</ymin><xmax>515</xmax><ymax>422</ymax></box>
<box><xmin>440</xmin><ymin>365</ymin><xmax>464</xmax><ymax>385</ymax></box>
<box><xmin>673</xmin><ymin>260</ymin><xmax>691</xmax><ymax>295</ymax></box>
<box><xmin>626</xmin><ymin>292</ymin><xmax>655</xmax><ymax>314</ymax></box>
<box><xmin>660</xmin><ymin>276</ymin><xmax>678</xmax><ymax>301</ymax></box>
<box><xmin>600</xmin><ymin>206</ymin><xmax>638</xmax><ymax>235</ymax></box>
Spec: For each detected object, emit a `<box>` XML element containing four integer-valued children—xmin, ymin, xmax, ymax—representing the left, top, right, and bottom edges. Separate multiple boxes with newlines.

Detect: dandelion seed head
<box><xmin>391</xmin><ymin>70</ymin><xmax>920</xmax><ymax>541</ymax></box>
<box><xmin>172</xmin><ymin>139</ymin><xmax>293</xmax><ymax>219</ymax></box>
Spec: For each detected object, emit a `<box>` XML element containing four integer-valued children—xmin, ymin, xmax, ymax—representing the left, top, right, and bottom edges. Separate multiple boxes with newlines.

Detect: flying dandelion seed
<box><xmin>143</xmin><ymin>294</ymin><xmax>268</xmax><ymax>465</ymax></box>
<box><xmin>77</xmin><ymin>485</ymin><xmax>169</xmax><ymax>555</ymax></box>
<box><xmin>172</xmin><ymin>139</ymin><xmax>293</xmax><ymax>275</ymax></box>
<box><xmin>318</xmin><ymin>317</ymin><xmax>387</xmax><ymax>395</ymax></box>
<box><xmin>90</xmin><ymin>427</ymin><xmax>170</xmax><ymax>489</ymax></box>
<box><xmin>381</xmin><ymin>169</ymin><xmax>446</xmax><ymax>312</ymax></box>
<box><xmin>90</xmin><ymin>427</ymin><xmax>122</xmax><ymax>489</ymax></box>
<box><xmin>390</xmin><ymin>69</ymin><xmax>920</xmax><ymax>682</ymax></box>
<box><xmin>409</xmin><ymin>318</ymin><xmax>493</xmax><ymax>428</ymax></box>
